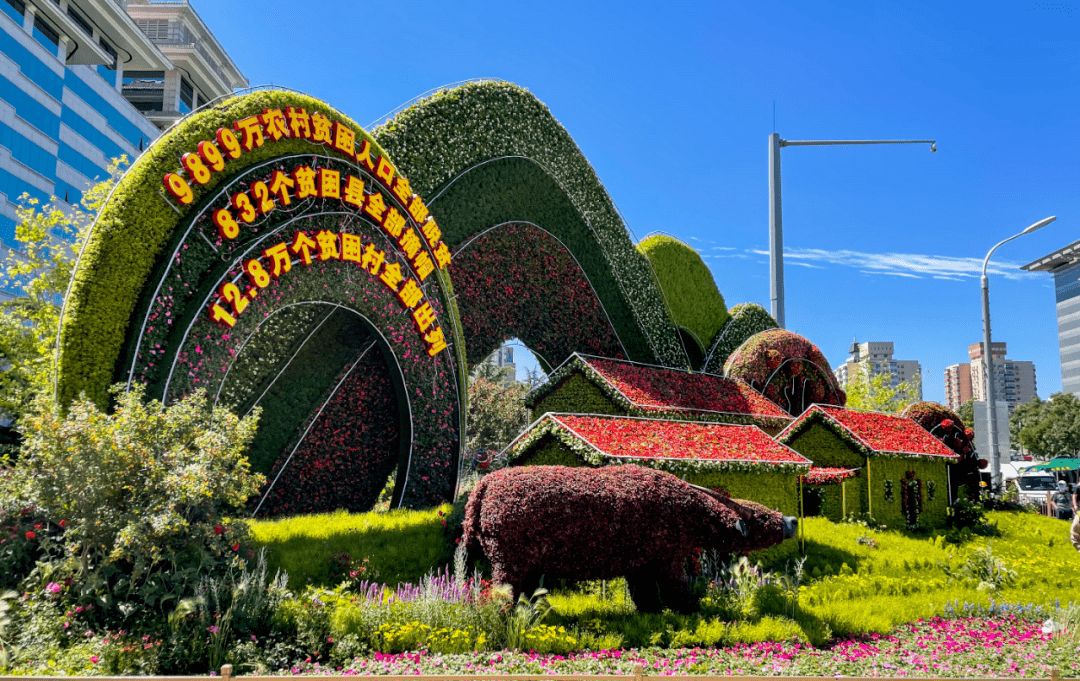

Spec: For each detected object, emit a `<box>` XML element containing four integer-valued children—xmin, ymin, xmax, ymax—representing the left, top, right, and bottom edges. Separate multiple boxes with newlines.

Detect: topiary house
<box><xmin>524</xmin><ymin>354</ymin><xmax>794</xmax><ymax>434</ymax></box>
<box><xmin>776</xmin><ymin>406</ymin><xmax>959</xmax><ymax>529</ymax></box>
<box><xmin>504</xmin><ymin>413</ymin><xmax>811</xmax><ymax>515</ymax></box>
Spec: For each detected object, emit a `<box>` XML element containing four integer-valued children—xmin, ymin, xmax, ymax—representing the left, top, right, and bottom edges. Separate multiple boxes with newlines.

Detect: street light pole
<box><xmin>768</xmin><ymin>136</ymin><xmax>936</xmax><ymax>329</ymax></box>
<box><xmin>981</xmin><ymin>216</ymin><xmax>1057</xmax><ymax>493</ymax></box>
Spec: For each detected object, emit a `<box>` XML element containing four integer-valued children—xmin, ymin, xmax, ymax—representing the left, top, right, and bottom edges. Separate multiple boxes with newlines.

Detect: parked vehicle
<box><xmin>1011</xmin><ymin>472</ymin><xmax>1060</xmax><ymax>506</ymax></box>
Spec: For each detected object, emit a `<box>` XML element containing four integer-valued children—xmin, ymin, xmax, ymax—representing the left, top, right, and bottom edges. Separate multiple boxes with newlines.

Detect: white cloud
<box><xmin>790</xmin><ymin>262</ymin><xmax>824</xmax><ymax>269</ymax></box>
<box><xmin>711</xmin><ymin>246</ymin><xmax>737</xmax><ymax>251</ymax></box>
<box><xmin>748</xmin><ymin>247</ymin><xmax>1036</xmax><ymax>281</ymax></box>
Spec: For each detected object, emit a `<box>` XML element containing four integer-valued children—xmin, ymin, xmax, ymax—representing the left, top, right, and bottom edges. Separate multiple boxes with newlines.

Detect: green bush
<box><xmin>637</xmin><ymin>235</ymin><xmax>730</xmax><ymax>363</ymax></box>
<box><xmin>704</xmin><ymin>303</ymin><xmax>779</xmax><ymax>374</ymax></box>
<box><xmin>13</xmin><ymin>385</ymin><xmax>262</xmax><ymax>616</ymax></box>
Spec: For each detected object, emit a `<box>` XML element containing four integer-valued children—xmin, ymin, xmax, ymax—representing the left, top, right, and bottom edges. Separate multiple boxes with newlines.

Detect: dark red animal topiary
<box><xmin>462</xmin><ymin>464</ymin><xmax>796</xmax><ymax>613</ymax></box>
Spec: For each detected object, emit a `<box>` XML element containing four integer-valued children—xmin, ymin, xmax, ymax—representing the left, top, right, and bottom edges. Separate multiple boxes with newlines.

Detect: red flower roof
<box><xmin>583</xmin><ymin>356</ymin><xmax>792</xmax><ymax>421</ymax></box>
<box><xmin>549</xmin><ymin>414</ymin><xmax>810</xmax><ymax>467</ymax></box>
<box><xmin>800</xmin><ymin>466</ymin><xmax>860</xmax><ymax>485</ymax></box>
<box><xmin>779</xmin><ymin>405</ymin><xmax>959</xmax><ymax>460</ymax></box>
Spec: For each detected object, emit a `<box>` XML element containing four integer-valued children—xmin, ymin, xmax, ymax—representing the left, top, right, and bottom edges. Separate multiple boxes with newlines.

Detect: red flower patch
<box><xmin>550</xmin><ymin>414</ymin><xmax>809</xmax><ymax>466</ymax></box>
<box><xmin>586</xmin><ymin>357</ymin><xmax>792</xmax><ymax>424</ymax></box>
<box><xmin>451</xmin><ymin>224</ymin><xmax>625</xmax><ymax>369</ymax></box>
<box><xmin>800</xmin><ymin>466</ymin><xmax>860</xmax><ymax>485</ymax></box>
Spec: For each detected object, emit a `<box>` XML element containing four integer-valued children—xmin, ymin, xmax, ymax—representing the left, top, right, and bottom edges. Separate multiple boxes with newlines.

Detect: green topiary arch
<box><xmin>637</xmin><ymin>234</ymin><xmax>729</xmax><ymax>369</ymax></box>
<box><xmin>56</xmin><ymin>82</ymin><xmax>721</xmax><ymax>514</ymax></box>
<box><xmin>373</xmin><ymin>81</ymin><xmax>688</xmax><ymax>370</ymax></box>
<box><xmin>57</xmin><ymin>90</ymin><xmax>463</xmax><ymax>511</ymax></box>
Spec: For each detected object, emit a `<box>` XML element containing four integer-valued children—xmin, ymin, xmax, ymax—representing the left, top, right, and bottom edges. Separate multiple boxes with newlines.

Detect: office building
<box><xmin>833</xmin><ymin>340</ymin><xmax>923</xmax><ymax>401</ymax></box>
<box><xmin>1022</xmin><ymin>240</ymin><xmax>1080</xmax><ymax>398</ymax></box>
<box><xmin>0</xmin><ymin>0</ymin><xmax>246</xmax><ymax>250</ymax></box>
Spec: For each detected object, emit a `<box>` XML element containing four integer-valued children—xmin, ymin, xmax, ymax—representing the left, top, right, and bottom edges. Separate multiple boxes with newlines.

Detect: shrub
<box><xmin>12</xmin><ymin>385</ymin><xmax>263</xmax><ymax>615</ymax></box>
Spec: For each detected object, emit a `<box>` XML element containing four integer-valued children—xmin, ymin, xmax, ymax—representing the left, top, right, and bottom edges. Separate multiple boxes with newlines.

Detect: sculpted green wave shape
<box><xmin>57</xmin><ymin>91</ymin><xmax>392</xmax><ymax>408</ymax></box>
<box><xmin>372</xmin><ymin>80</ymin><xmax>687</xmax><ymax>368</ymax></box>
<box><xmin>637</xmin><ymin>234</ymin><xmax>729</xmax><ymax>361</ymax></box>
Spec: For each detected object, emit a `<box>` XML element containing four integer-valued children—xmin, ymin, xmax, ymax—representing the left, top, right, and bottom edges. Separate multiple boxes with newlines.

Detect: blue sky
<box><xmin>195</xmin><ymin>1</ymin><xmax>1079</xmax><ymax>403</ymax></box>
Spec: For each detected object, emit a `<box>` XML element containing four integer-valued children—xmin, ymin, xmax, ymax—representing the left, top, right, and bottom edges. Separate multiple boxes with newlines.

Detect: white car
<box><xmin>1011</xmin><ymin>472</ymin><xmax>1059</xmax><ymax>506</ymax></box>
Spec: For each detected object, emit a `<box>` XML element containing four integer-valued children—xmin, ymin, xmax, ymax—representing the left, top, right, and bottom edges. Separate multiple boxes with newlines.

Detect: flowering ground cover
<box><xmin>279</xmin><ymin>617</ymin><xmax>1078</xmax><ymax>677</ymax></box>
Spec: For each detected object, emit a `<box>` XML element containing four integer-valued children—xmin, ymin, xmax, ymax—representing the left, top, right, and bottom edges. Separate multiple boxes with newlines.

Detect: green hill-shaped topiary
<box><xmin>703</xmin><ymin>303</ymin><xmax>779</xmax><ymax>374</ymax></box>
<box><xmin>637</xmin><ymin>234</ymin><xmax>729</xmax><ymax>367</ymax></box>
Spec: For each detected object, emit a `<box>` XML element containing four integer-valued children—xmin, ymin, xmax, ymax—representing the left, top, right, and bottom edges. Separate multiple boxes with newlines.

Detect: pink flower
<box><xmin>90</xmin><ymin>656</ymin><xmax>99</xmax><ymax>664</ymax></box>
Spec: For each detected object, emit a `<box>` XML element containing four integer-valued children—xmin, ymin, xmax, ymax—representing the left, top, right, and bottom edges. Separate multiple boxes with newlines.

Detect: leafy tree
<box><xmin>1016</xmin><ymin>392</ymin><xmax>1080</xmax><ymax>460</ymax></box>
<box><xmin>958</xmin><ymin>398</ymin><xmax>976</xmax><ymax>430</ymax></box>
<box><xmin>1009</xmin><ymin>396</ymin><xmax>1043</xmax><ymax>457</ymax></box>
<box><xmin>0</xmin><ymin>159</ymin><xmax>125</xmax><ymax>423</ymax></box>
<box><xmin>466</xmin><ymin>376</ymin><xmax>530</xmax><ymax>456</ymax></box>
<box><xmin>12</xmin><ymin>384</ymin><xmax>263</xmax><ymax>608</ymax></box>
<box><xmin>843</xmin><ymin>363</ymin><xmax>922</xmax><ymax>414</ymax></box>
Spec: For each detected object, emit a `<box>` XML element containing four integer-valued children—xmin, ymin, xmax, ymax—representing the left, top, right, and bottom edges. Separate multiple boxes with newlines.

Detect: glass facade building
<box><xmin>1022</xmin><ymin>241</ymin><xmax>1080</xmax><ymax>397</ymax></box>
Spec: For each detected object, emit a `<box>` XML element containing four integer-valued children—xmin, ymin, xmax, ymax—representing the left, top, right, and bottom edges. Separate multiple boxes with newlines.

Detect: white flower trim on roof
<box><xmin>778</xmin><ymin>406</ymin><xmax>959</xmax><ymax>462</ymax></box>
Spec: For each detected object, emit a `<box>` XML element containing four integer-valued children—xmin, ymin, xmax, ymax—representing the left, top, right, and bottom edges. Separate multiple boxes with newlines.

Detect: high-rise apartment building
<box><xmin>943</xmin><ymin>363</ymin><xmax>972</xmax><ymax>412</ymax></box>
<box><xmin>0</xmin><ymin>0</ymin><xmax>245</xmax><ymax>259</ymax></box>
<box><xmin>1022</xmin><ymin>240</ymin><xmax>1080</xmax><ymax>398</ymax></box>
<box><xmin>833</xmin><ymin>340</ymin><xmax>923</xmax><ymax>401</ymax></box>
<box><xmin>950</xmin><ymin>342</ymin><xmax>1037</xmax><ymax>414</ymax></box>
<box><xmin>475</xmin><ymin>343</ymin><xmax>517</xmax><ymax>385</ymax></box>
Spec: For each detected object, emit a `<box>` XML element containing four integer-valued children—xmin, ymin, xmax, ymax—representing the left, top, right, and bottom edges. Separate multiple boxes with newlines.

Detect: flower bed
<box><xmin>782</xmin><ymin>406</ymin><xmax>959</xmax><ymax>460</ymax></box>
<box><xmin>284</xmin><ymin>617</ymin><xmax>1075</xmax><ymax>678</ymax></box>
<box><xmin>450</xmin><ymin>223</ymin><xmax>625</xmax><ymax>369</ymax></box>
<box><xmin>508</xmin><ymin>413</ymin><xmax>810</xmax><ymax>475</ymax></box>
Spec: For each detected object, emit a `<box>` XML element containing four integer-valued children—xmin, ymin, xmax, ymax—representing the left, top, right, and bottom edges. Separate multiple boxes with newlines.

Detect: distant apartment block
<box><xmin>833</xmin><ymin>340</ymin><xmax>923</xmax><ymax>401</ymax></box>
<box><xmin>1022</xmin><ymin>240</ymin><xmax>1080</xmax><ymax>398</ymax></box>
<box><xmin>0</xmin><ymin>0</ymin><xmax>246</xmax><ymax>283</ymax></box>
<box><xmin>954</xmin><ymin>342</ymin><xmax>1037</xmax><ymax>414</ymax></box>
<box><xmin>943</xmin><ymin>363</ymin><xmax>972</xmax><ymax>412</ymax></box>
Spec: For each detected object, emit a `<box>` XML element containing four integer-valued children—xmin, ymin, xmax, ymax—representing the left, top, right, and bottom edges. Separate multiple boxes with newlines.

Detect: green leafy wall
<box><xmin>785</xmin><ymin>424</ymin><xmax>865</xmax><ymax>468</ymax></box>
<box><xmin>513</xmin><ymin>435</ymin><xmax>586</xmax><ymax>467</ymax></box>
<box><xmin>58</xmin><ymin>91</ymin><xmax>390</xmax><ymax>408</ymax></box>
<box><xmin>637</xmin><ymin>235</ymin><xmax>729</xmax><ymax>361</ymax></box>
<box><xmin>805</xmin><ymin>479</ymin><xmax>863</xmax><ymax>522</ymax></box>
<box><xmin>704</xmin><ymin>303</ymin><xmax>779</xmax><ymax>374</ymax></box>
<box><xmin>867</xmin><ymin>457</ymin><xmax>950</xmax><ymax>530</ymax></box>
<box><xmin>685</xmin><ymin>470</ymin><xmax>799</xmax><ymax>516</ymax></box>
<box><xmin>373</xmin><ymin>81</ymin><xmax>686</xmax><ymax>368</ymax></box>
<box><xmin>530</xmin><ymin>374</ymin><xmax>625</xmax><ymax>421</ymax></box>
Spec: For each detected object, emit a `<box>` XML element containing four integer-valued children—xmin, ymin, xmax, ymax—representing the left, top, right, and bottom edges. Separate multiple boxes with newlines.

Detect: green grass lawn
<box><xmin>247</xmin><ymin>505</ymin><xmax>1080</xmax><ymax>644</ymax></box>
<box><xmin>247</xmin><ymin>505</ymin><xmax>452</xmax><ymax>590</ymax></box>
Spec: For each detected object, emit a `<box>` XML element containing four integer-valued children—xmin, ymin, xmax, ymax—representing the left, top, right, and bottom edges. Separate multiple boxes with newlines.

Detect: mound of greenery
<box><xmin>637</xmin><ymin>235</ymin><xmax>729</xmax><ymax>364</ymax></box>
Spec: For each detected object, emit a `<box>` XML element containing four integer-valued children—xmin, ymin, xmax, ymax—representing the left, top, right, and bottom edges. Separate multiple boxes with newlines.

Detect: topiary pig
<box><xmin>462</xmin><ymin>464</ymin><xmax>797</xmax><ymax>613</ymax></box>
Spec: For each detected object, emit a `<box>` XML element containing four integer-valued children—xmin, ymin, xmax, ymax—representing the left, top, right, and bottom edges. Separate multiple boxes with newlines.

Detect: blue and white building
<box><xmin>0</xmin><ymin>0</ymin><xmax>246</xmax><ymax>252</ymax></box>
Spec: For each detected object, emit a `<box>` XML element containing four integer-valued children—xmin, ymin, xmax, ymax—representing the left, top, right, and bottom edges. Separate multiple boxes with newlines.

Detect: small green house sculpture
<box><xmin>504</xmin><ymin>413</ymin><xmax>811</xmax><ymax>515</ymax></box>
<box><xmin>523</xmin><ymin>354</ymin><xmax>793</xmax><ymax>434</ymax></box>
<box><xmin>776</xmin><ymin>406</ymin><xmax>959</xmax><ymax>529</ymax></box>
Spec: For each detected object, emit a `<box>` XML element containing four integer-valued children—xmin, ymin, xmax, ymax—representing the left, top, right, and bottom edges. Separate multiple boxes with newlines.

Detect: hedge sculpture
<box><xmin>462</xmin><ymin>464</ymin><xmax>796</xmax><ymax>613</ymax></box>
<box><xmin>703</xmin><ymin>303</ymin><xmax>779</xmax><ymax>374</ymax></box>
<box><xmin>724</xmin><ymin>329</ymin><xmax>846</xmax><ymax>416</ymax></box>
<box><xmin>637</xmin><ymin>235</ymin><xmax>729</xmax><ymax>369</ymax></box>
<box><xmin>373</xmin><ymin>81</ymin><xmax>687</xmax><ymax>368</ymax></box>
<box><xmin>903</xmin><ymin>401</ymin><xmax>980</xmax><ymax>500</ymax></box>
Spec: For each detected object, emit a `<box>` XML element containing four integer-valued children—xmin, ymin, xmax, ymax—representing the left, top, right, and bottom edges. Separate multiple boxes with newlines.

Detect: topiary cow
<box><xmin>462</xmin><ymin>464</ymin><xmax>797</xmax><ymax>613</ymax></box>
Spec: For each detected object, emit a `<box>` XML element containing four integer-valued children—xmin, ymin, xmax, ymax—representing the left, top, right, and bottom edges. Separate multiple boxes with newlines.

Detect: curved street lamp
<box><xmin>982</xmin><ymin>216</ymin><xmax>1057</xmax><ymax>491</ymax></box>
